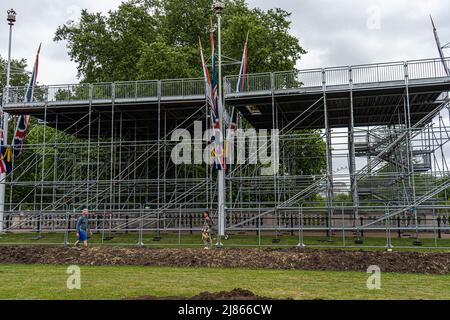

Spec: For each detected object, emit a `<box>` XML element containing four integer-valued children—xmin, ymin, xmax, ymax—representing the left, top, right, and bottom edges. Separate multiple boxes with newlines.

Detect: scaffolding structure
<box><xmin>2</xmin><ymin>57</ymin><xmax>450</xmax><ymax>248</ymax></box>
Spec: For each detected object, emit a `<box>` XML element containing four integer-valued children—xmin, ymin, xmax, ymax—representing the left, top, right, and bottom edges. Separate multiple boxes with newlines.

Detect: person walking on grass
<box><xmin>74</xmin><ymin>207</ymin><xmax>92</xmax><ymax>248</ymax></box>
<box><xmin>202</xmin><ymin>211</ymin><xmax>214</xmax><ymax>249</ymax></box>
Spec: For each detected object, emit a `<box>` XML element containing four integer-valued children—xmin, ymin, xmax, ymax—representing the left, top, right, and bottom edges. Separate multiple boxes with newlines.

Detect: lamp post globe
<box><xmin>7</xmin><ymin>9</ymin><xmax>16</xmax><ymax>26</ymax></box>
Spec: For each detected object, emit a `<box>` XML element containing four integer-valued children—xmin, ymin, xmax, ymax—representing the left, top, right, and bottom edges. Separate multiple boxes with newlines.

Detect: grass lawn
<box><xmin>0</xmin><ymin>264</ymin><xmax>449</xmax><ymax>300</ymax></box>
<box><xmin>1</xmin><ymin>232</ymin><xmax>450</xmax><ymax>251</ymax></box>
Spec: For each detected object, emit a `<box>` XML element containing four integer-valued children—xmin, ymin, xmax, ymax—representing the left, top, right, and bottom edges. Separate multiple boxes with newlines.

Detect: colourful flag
<box><xmin>210</xmin><ymin>18</ymin><xmax>226</xmax><ymax>171</ymax></box>
<box><xmin>0</xmin><ymin>146</ymin><xmax>12</xmax><ymax>174</ymax></box>
<box><xmin>199</xmin><ymin>40</ymin><xmax>216</xmax><ymax>124</ymax></box>
<box><xmin>226</xmin><ymin>34</ymin><xmax>248</xmax><ymax>169</ymax></box>
<box><xmin>236</xmin><ymin>33</ymin><xmax>249</xmax><ymax>93</ymax></box>
<box><xmin>210</xmin><ymin>17</ymin><xmax>220</xmax><ymax>122</ymax></box>
<box><xmin>12</xmin><ymin>44</ymin><xmax>41</xmax><ymax>158</ymax></box>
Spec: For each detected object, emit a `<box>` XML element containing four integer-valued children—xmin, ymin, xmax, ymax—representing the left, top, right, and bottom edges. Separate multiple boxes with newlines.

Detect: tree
<box><xmin>54</xmin><ymin>0</ymin><xmax>306</xmax><ymax>83</ymax></box>
<box><xmin>0</xmin><ymin>55</ymin><xmax>30</xmax><ymax>150</ymax></box>
<box><xmin>137</xmin><ymin>40</ymin><xmax>196</xmax><ymax>80</ymax></box>
<box><xmin>0</xmin><ymin>56</ymin><xmax>29</xmax><ymax>101</ymax></box>
<box><xmin>52</xmin><ymin>0</ymin><xmax>325</xmax><ymax>205</ymax></box>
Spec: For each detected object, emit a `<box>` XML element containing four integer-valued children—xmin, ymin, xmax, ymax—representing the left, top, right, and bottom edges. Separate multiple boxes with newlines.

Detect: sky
<box><xmin>0</xmin><ymin>0</ymin><xmax>449</xmax><ymax>85</ymax></box>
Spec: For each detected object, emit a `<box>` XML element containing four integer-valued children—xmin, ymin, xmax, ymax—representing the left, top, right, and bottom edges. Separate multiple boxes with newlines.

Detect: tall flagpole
<box><xmin>430</xmin><ymin>15</ymin><xmax>450</xmax><ymax>76</ymax></box>
<box><xmin>0</xmin><ymin>9</ymin><xmax>17</xmax><ymax>233</ymax></box>
<box><xmin>215</xmin><ymin>1</ymin><xmax>225</xmax><ymax>246</ymax></box>
<box><xmin>430</xmin><ymin>15</ymin><xmax>450</xmax><ymax>122</ymax></box>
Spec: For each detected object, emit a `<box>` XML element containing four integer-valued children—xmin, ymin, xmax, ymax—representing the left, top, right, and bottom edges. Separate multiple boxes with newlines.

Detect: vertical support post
<box><xmin>437</xmin><ymin>216</ymin><xmax>442</xmax><ymax>239</ymax></box>
<box><xmin>216</xmin><ymin>7</ymin><xmax>226</xmax><ymax>246</ymax></box>
<box><xmin>404</xmin><ymin>62</ymin><xmax>418</xmax><ymax>237</ymax></box>
<box><xmin>110</xmin><ymin>83</ymin><xmax>116</xmax><ymax>216</ymax></box>
<box><xmin>96</xmin><ymin>113</ymin><xmax>101</xmax><ymax>211</ymax></box>
<box><xmin>348</xmin><ymin>67</ymin><xmax>359</xmax><ymax>226</ymax></box>
<box><xmin>118</xmin><ymin>112</ymin><xmax>123</xmax><ymax>215</ymax></box>
<box><xmin>52</xmin><ymin>114</ymin><xmax>59</xmax><ymax>207</ymax></box>
<box><xmin>163</xmin><ymin>110</ymin><xmax>167</xmax><ymax>221</ymax></box>
<box><xmin>157</xmin><ymin>80</ymin><xmax>162</xmax><ymax>239</ymax></box>
<box><xmin>298</xmin><ymin>205</ymin><xmax>305</xmax><ymax>248</ymax></box>
<box><xmin>386</xmin><ymin>203</ymin><xmax>393</xmax><ymax>250</ymax></box>
<box><xmin>39</xmin><ymin>86</ymin><xmax>49</xmax><ymax>212</ymax></box>
<box><xmin>322</xmin><ymin>69</ymin><xmax>334</xmax><ymax>236</ymax></box>
<box><xmin>360</xmin><ymin>216</ymin><xmax>364</xmax><ymax>238</ymax></box>
<box><xmin>87</xmin><ymin>84</ymin><xmax>93</xmax><ymax>207</ymax></box>
<box><xmin>271</xmin><ymin>73</ymin><xmax>278</xmax><ymax>206</ymax></box>
<box><xmin>0</xmin><ymin>22</ymin><xmax>15</xmax><ymax>232</ymax></box>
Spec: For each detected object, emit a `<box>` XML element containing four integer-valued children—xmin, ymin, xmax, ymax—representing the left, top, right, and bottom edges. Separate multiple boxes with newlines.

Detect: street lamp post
<box><xmin>0</xmin><ymin>9</ymin><xmax>16</xmax><ymax>232</ymax></box>
<box><xmin>214</xmin><ymin>1</ymin><xmax>225</xmax><ymax>247</ymax></box>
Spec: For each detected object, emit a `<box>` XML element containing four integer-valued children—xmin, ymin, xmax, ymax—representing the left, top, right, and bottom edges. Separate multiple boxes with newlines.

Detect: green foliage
<box><xmin>0</xmin><ymin>57</ymin><xmax>29</xmax><ymax>102</ymax></box>
<box><xmin>2</xmin><ymin>1</ymin><xmax>324</xmax><ymax>209</ymax></box>
<box><xmin>54</xmin><ymin>0</ymin><xmax>306</xmax><ymax>82</ymax></box>
<box><xmin>283</xmin><ymin>130</ymin><xmax>326</xmax><ymax>176</ymax></box>
<box><xmin>0</xmin><ymin>58</ymin><xmax>28</xmax><ymax>88</ymax></box>
<box><xmin>137</xmin><ymin>40</ymin><xmax>196</xmax><ymax>80</ymax></box>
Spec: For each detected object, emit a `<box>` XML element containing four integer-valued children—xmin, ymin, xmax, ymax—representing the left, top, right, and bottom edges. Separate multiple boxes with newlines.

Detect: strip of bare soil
<box><xmin>127</xmin><ymin>288</ymin><xmax>270</xmax><ymax>300</ymax></box>
<box><xmin>0</xmin><ymin>246</ymin><xmax>448</xmax><ymax>274</ymax></box>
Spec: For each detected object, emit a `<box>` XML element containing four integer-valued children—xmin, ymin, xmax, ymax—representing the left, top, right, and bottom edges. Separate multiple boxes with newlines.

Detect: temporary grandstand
<box><xmin>1</xmin><ymin>56</ymin><xmax>450</xmax><ymax>248</ymax></box>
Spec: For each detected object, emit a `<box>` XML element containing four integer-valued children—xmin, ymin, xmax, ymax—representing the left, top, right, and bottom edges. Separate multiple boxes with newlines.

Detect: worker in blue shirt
<box><xmin>74</xmin><ymin>207</ymin><xmax>93</xmax><ymax>248</ymax></box>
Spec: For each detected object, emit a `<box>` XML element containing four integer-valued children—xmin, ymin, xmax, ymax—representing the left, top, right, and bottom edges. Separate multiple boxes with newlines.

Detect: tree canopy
<box><xmin>0</xmin><ymin>56</ymin><xmax>29</xmax><ymax>98</ymax></box>
<box><xmin>54</xmin><ymin>0</ymin><xmax>306</xmax><ymax>83</ymax></box>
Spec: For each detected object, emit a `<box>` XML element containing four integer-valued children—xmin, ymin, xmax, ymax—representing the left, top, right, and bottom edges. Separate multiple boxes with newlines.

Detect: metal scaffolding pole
<box><xmin>0</xmin><ymin>9</ymin><xmax>17</xmax><ymax>232</ymax></box>
<box><xmin>2</xmin><ymin>55</ymin><xmax>450</xmax><ymax>247</ymax></box>
<box><xmin>404</xmin><ymin>62</ymin><xmax>419</xmax><ymax>238</ymax></box>
<box><xmin>215</xmin><ymin>1</ymin><xmax>226</xmax><ymax>246</ymax></box>
<box><xmin>322</xmin><ymin>69</ymin><xmax>334</xmax><ymax>235</ymax></box>
<box><xmin>348</xmin><ymin>67</ymin><xmax>359</xmax><ymax>224</ymax></box>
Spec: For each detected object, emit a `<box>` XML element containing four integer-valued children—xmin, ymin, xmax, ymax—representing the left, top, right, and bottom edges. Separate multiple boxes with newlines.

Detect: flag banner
<box><xmin>225</xmin><ymin>107</ymin><xmax>236</xmax><ymax>167</ymax></box>
<box><xmin>226</xmin><ymin>34</ymin><xmax>248</xmax><ymax>169</ymax></box>
<box><xmin>210</xmin><ymin>17</ymin><xmax>220</xmax><ymax>122</ymax></box>
<box><xmin>12</xmin><ymin>44</ymin><xmax>40</xmax><ymax>158</ymax></box>
<box><xmin>236</xmin><ymin>33</ymin><xmax>249</xmax><ymax>93</ymax></box>
<box><xmin>12</xmin><ymin>114</ymin><xmax>30</xmax><ymax>158</ymax></box>
<box><xmin>209</xmin><ymin>17</ymin><xmax>226</xmax><ymax>171</ymax></box>
<box><xmin>199</xmin><ymin>41</ymin><xmax>217</xmax><ymax>125</ymax></box>
<box><xmin>0</xmin><ymin>146</ymin><xmax>12</xmax><ymax>174</ymax></box>
<box><xmin>200</xmin><ymin>22</ymin><xmax>249</xmax><ymax>171</ymax></box>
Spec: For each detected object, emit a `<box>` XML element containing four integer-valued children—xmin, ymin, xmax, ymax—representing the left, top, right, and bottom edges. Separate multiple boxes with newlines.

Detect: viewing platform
<box><xmin>3</xmin><ymin>57</ymin><xmax>449</xmax><ymax>136</ymax></box>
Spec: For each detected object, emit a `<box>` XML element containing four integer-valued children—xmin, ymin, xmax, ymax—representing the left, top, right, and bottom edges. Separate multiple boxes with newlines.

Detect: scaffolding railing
<box><xmin>3</xmin><ymin>57</ymin><xmax>450</xmax><ymax>107</ymax></box>
<box><xmin>225</xmin><ymin>57</ymin><xmax>450</xmax><ymax>94</ymax></box>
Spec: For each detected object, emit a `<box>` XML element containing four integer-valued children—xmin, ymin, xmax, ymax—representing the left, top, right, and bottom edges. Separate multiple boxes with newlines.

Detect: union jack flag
<box><xmin>210</xmin><ymin>18</ymin><xmax>226</xmax><ymax>171</ymax></box>
<box><xmin>12</xmin><ymin>44</ymin><xmax>41</xmax><ymax>158</ymax></box>
<box><xmin>0</xmin><ymin>146</ymin><xmax>12</xmax><ymax>174</ymax></box>
<box><xmin>0</xmin><ymin>122</ymin><xmax>7</xmax><ymax>174</ymax></box>
<box><xmin>200</xmin><ymin>18</ymin><xmax>226</xmax><ymax>171</ymax></box>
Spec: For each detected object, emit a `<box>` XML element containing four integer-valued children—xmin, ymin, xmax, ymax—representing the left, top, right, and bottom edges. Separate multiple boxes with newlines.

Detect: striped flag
<box><xmin>200</xmin><ymin>39</ymin><xmax>224</xmax><ymax>170</ymax></box>
<box><xmin>198</xmin><ymin>18</ymin><xmax>225</xmax><ymax>171</ymax></box>
<box><xmin>210</xmin><ymin>17</ymin><xmax>220</xmax><ymax>122</ymax></box>
<box><xmin>199</xmin><ymin>40</ymin><xmax>217</xmax><ymax>124</ymax></box>
<box><xmin>226</xmin><ymin>34</ymin><xmax>248</xmax><ymax>169</ymax></box>
<box><xmin>236</xmin><ymin>33</ymin><xmax>249</xmax><ymax>93</ymax></box>
<box><xmin>12</xmin><ymin>44</ymin><xmax>41</xmax><ymax>158</ymax></box>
